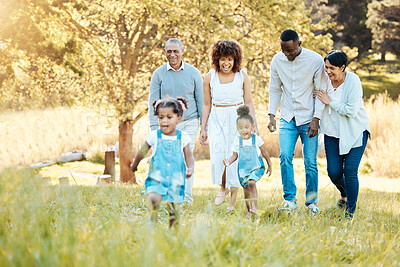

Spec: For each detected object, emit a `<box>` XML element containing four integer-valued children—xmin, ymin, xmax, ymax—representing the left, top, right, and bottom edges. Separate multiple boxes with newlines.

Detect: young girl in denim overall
<box><xmin>224</xmin><ymin>106</ymin><xmax>272</xmax><ymax>215</ymax></box>
<box><xmin>131</xmin><ymin>97</ymin><xmax>194</xmax><ymax>227</ymax></box>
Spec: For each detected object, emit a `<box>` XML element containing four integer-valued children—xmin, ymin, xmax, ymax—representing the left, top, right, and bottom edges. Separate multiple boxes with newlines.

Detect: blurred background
<box><xmin>0</xmin><ymin>0</ymin><xmax>399</xmax><ymax>178</ymax></box>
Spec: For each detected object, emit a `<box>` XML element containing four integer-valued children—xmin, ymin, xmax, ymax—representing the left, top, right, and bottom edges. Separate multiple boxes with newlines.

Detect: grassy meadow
<box><xmin>1</xmin><ymin>159</ymin><xmax>400</xmax><ymax>266</ymax></box>
<box><xmin>1</xmin><ymin>54</ymin><xmax>399</xmax><ymax>266</ymax></box>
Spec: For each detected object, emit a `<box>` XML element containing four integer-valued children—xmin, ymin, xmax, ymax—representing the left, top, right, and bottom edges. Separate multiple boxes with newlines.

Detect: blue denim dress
<box><xmin>145</xmin><ymin>129</ymin><xmax>186</xmax><ymax>203</ymax></box>
<box><xmin>238</xmin><ymin>134</ymin><xmax>265</xmax><ymax>188</ymax></box>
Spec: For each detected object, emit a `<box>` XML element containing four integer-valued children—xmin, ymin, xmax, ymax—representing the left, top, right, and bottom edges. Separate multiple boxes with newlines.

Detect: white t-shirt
<box><xmin>232</xmin><ymin>135</ymin><xmax>264</xmax><ymax>156</ymax></box>
<box><xmin>146</xmin><ymin>130</ymin><xmax>191</xmax><ymax>156</ymax></box>
<box><xmin>320</xmin><ymin>82</ymin><xmax>344</xmax><ymax>138</ymax></box>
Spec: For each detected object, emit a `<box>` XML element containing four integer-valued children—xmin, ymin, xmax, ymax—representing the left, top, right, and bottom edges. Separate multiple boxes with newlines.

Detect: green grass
<box><xmin>1</xmin><ymin>160</ymin><xmax>400</xmax><ymax>266</ymax></box>
<box><xmin>349</xmin><ymin>54</ymin><xmax>400</xmax><ymax>99</ymax></box>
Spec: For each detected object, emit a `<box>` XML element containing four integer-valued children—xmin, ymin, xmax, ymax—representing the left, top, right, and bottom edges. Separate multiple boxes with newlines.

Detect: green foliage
<box><xmin>366</xmin><ymin>0</ymin><xmax>400</xmax><ymax>58</ymax></box>
<box><xmin>307</xmin><ymin>0</ymin><xmax>373</xmax><ymax>58</ymax></box>
<box><xmin>346</xmin><ymin>52</ymin><xmax>400</xmax><ymax>99</ymax></box>
<box><xmin>1</xmin><ymin>167</ymin><xmax>400</xmax><ymax>266</ymax></box>
<box><xmin>0</xmin><ymin>0</ymin><xmax>333</xmax><ymax>116</ymax></box>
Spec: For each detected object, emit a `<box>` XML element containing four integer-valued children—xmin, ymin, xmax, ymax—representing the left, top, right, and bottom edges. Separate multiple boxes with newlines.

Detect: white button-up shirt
<box><xmin>167</xmin><ymin>61</ymin><xmax>184</xmax><ymax>71</ymax></box>
<box><xmin>268</xmin><ymin>48</ymin><xmax>328</xmax><ymax>126</ymax></box>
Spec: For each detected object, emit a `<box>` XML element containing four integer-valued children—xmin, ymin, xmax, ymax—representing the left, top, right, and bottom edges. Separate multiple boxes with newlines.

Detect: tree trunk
<box><xmin>118</xmin><ymin>120</ymin><xmax>136</xmax><ymax>183</ymax></box>
<box><xmin>380</xmin><ymin>51</ymin><xmax>386</xmax><ymax>62</ymax></box>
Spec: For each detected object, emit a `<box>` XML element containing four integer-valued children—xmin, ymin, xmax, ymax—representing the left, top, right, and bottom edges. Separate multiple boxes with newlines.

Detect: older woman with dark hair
<box><xmin>318</xmin><ymin>50</ymin><xmax>371</xmax><ymax>219</ymax></box>
<box><xmin>200</xmin><ymin>39</ymin><xmax>258</xmax><ymax>208</ymax></box>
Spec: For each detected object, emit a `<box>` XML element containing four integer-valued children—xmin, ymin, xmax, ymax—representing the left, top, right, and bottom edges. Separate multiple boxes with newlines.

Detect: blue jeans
<box><xmin>279</xmin><ymin>118</ymin><xmax>318</xmax><ymax>205</ymax></box>
<box><xmin>324</xmin><ymin>131</ymin><xmax>369</xmax><ymax>216</ymax></box>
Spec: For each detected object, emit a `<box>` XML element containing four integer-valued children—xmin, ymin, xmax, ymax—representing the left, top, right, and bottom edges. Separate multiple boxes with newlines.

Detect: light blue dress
<box><xmin>238</xmin><ymin>134</ymin><xmax>265</xmax><ymax>188</ymax></box>
<box><xmin>145</xmin><ymin>129</ymin><xmax>186</xmax><ymax>203</ymax></box>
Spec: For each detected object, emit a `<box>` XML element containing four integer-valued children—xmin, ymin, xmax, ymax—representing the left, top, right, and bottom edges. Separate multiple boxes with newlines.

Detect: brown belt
<box><xmin>212</xmin><ymin>101</ymin><xmax>244</xmax><ymax>107</ymax></box>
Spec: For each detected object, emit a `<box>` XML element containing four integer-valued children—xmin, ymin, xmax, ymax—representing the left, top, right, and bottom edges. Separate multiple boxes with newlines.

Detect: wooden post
<box><xmin>104</xmin><ymin>151</ymin><xmax>116</xmax><ymax>181</ymax></box>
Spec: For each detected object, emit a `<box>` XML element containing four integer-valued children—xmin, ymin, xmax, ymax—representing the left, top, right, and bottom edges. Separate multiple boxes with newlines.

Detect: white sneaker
<box><xmin>308</xmin><ymin>203</ymin><xmax>319</xmax><ymax>215</ymax></box>
<box><xmin>279</xmin><ymin>200</ymin><xmax>299</xmax><ymax>214</ymax></box>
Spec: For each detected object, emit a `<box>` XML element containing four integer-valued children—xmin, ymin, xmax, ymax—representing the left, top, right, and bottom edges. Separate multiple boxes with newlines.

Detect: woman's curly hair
<box><xmin>210</xmin><ymin>39</ymin><xmax>243</xmax><ymax>73</ymax></box>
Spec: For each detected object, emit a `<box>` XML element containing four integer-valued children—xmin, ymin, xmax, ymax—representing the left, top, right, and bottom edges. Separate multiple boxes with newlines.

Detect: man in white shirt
<box><xmin>148</xmin><ymin>38</ymin><xmax>204</xmax><ymax>204</ymax></box>
<box><xmin>267</xmin><ymin>29</ymin><xmax>328</xmax><ymax>214</ymax></box>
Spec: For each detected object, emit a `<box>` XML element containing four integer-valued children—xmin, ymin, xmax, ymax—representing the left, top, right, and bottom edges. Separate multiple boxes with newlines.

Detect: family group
<box><xmin>130</xmin><ymin>29</ymin><xmax>370</xmax><ymax>227</ymax></box>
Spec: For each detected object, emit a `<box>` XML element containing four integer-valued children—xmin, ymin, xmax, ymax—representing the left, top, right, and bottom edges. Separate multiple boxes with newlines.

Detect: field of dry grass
<box><xmin>0</xmin><ymin>94</ymin><xmax>399</xmax><ymax>177</ymax></box>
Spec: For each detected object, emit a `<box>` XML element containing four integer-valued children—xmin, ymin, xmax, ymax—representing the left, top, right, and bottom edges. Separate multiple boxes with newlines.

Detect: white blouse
<box><xmin>209</xmin><ymin>69</ymin><xmax>245</xmax><ymax>105</ymax></box>
<box><xmin>320</xmin><ymin>82</ymin><xmax>344</xmax><ymax>138</ymax></box>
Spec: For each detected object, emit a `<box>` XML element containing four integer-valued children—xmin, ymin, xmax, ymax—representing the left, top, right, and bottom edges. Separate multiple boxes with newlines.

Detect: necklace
<box><xmin>332</xmin><ymin>72</ymin><xmax>346</xmax><ymax>91</ymax></box>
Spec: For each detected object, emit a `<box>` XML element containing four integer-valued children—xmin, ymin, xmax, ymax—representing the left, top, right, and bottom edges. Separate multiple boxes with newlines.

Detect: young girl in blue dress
<box><xmin>131</xmin><ymin>97</ymin><xmax>194</xmax><ymax>227</ymax></box>
<box><xmin>224</xmin><ymin>106</ymin><xmax>272</xmax><ymax>215</ymax></box>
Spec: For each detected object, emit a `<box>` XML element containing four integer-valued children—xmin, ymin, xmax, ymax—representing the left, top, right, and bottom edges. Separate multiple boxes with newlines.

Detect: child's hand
<box><xmin>186</xmin><ymin>168</ymin><xmax>193</xmax><ymax>178</ymax></box>
<box><xmin>266</xmin><ymin>165</ymin><xmax>272</xmax><ymax>177</ymax></box>
<box><xmin>223</xmin><ymin>159</ymin><xmax>230</xmax><ymax>167</ymax></box>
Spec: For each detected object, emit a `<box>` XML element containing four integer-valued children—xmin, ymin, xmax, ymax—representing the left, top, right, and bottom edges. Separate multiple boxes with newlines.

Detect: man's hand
<box><xmin>268</xmin><ymin>114</ymin><xmax>276</xmax><ymax>132</ymax></box>
<box><xmin>186</xmin><ymin>168</ymin><xmax>193</xmax><ymax>179</ymax></box>
<box><xmin>306</xmin><ymin>117</ymin><xmax>320</xmax><ymax>138</ymax></box>
<box><xmin>200</xmin><ymin>129</ymin><xmax>208</xmax><ymax>146</ymax></box>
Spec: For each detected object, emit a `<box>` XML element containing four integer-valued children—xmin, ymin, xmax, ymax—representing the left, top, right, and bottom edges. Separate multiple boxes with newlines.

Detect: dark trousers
<box><xmin>324</xmin><ymin>131</ymin><xmax>369</xmax><ymax>215</ymax></box>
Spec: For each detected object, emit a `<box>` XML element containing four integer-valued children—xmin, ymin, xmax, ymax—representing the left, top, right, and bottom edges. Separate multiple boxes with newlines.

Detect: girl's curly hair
<box><xmin>236</xmin><ymin>105</ymin><xmax>254</xmax><ymax>124</ymax></box>
<box><xmin>152</xmin><ymin>97</ymin><xmax>188</xmax><ymax>117</ymax></box>
<box><xmin>210</xmin><ymin>39</ymin><xmax>243</xmax><ymax>73</ymax></box>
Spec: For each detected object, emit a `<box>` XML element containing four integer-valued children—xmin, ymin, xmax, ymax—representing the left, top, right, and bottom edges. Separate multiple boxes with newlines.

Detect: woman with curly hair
<box><xmin>200</xmin><ymin>39</ymin><xmax>259</xmax><ymax>208</ymax></box>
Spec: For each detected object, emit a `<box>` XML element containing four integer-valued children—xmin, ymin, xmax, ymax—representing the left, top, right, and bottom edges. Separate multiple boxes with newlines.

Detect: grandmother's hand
<box><xmin>317</xmin><ymin>90</ymin><xmax>332</xmax><ymax>105</ymax></box>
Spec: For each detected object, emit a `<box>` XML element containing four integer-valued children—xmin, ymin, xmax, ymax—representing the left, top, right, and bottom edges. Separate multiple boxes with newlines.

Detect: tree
<box><xmin>366</xmin><ymin>0</ymin><xmax>400</xmax><ymax>61</ymax></box>
<box><xmin>307</xmin><ymin>0</ymin><xmax>373</xmax><ymax>59</ymax></box>
<box><xmin>0</xmin><ymin>0</ymin><xmax>82</xmax><ymax>110</ymax></box>
<box><xmin>0</xmin><ymin>0</ymin><xmax>333</xmax><ymax>182</ymax></box>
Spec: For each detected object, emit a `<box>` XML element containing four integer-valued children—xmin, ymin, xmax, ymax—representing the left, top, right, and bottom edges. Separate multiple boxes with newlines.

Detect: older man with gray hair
<box><xmin>148</xmin><ymin>38</ymin><xmax>203</xmax><ymax>204</ymax></box>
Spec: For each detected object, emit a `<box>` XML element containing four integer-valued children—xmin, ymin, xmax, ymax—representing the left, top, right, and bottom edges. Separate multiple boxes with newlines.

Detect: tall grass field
<box><xmin>1</xmin><ymin>94</ymin><xmax>399</xmax><ymax>177</ymax></box>
<box><xmin>1</xmin><ymin>160</ymin><xmax>399</xmax><ymax>266</ymax></box>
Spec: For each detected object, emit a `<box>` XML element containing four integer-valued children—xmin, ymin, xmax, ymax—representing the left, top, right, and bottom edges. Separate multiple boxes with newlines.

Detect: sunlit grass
<box><xmin>1</xmin><ymin>164</ymin><xmax>399</xmax><ymax>266</ymax></box>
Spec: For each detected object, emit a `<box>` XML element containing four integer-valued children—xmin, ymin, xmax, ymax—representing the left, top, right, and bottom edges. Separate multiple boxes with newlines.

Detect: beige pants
<box><xmin>176</xmin><ymin>118</ymin><xmax>199</xmax><ymax>204</ymax></box>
